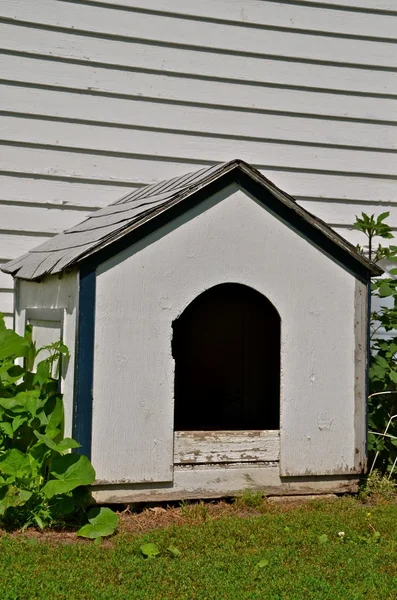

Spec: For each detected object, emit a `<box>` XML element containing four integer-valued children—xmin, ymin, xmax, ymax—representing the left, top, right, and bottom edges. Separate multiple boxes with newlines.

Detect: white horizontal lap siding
<box><xmin>292</xmin><ymin>0</ymin><xmax>397</xmax><ymax>10</ymax></box>
<box><xmin>1</xmin><ymin>1</ymin><xmax>396</xmax><ymax>67</ymax></box>
<box><xmin>80</xmin><ymin>0</ymin><xmax>397</xmax><ymax>29</ymax></box>
<box><xmin>0</xmin><ymin>229</ymin><xmax>52</xmax><ymax>318</ymax></box>
<box><xmin>1</xmin><ymin>24</ymin><xmax>397</xmax><ymax>95</ymax></box>
<box><xmin>0</xmin><ymin>292</ymin><xmax>14</xmax><ymax>319</ymax></box>
<box><xmin>297</xmin><ymin>201</ymin><xmax>397</xmax><ymax>230</ymax></box>
<box><xmin>0</xmin><ymin>259</ymin><xmax>14</xmax><ymax>326</ymax></box>
<box><xmin>2</xmin><ymin>87</ymin><xmax>396</xmax><ymax>150</ymax></box>
<box><xmin>0</xmin><ymin>176</ymin><xmax>138</xmax><ymax>209</ymax></box>
<box><xmin>1</xmin><ymin>315</ymin><xmax>14</xmax><ymax>329</ymax></box>
<box><xmin>0</xmin><ymin>0</ymin><xmax>396</xmax><ymax>317</ymax></box>
<box><xmin>2</xmin><ymin>55</ymin><xmax>397</xmax><ymax>123</ymax></box>
<box><xmin>1</xmin><ymin>117</ymin><xmax>396</xmax><ymax>176</ymax></box>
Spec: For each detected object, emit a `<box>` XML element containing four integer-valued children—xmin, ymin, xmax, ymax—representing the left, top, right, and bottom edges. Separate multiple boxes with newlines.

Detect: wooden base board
<box><xmin>174</xmin><ymin>430</ymin><xmax>280</xmax><ymax>464</ymax></box>
<box><xmin>91</xmin><ymin>462</ymin><xmax>359</xmax><ymax>504</ymax></box>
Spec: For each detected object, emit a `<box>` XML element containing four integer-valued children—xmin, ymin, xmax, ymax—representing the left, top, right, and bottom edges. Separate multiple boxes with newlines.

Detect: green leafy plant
<box><xmin>179</xmin><ymin>499</ymin><xmax>209</xmax><ymax>521</ymax></box>
<box><xmin>354</xmin><ymin>212</ymin><xmax>394</xmax><ymax>263</ymax></box>
<box><xmin>0</xmin><ymin>313</ymin><xmax>117</xmax><ymax>537</ymax></box>
<box><xmin>359</xmin><ymin>470</ymin><xmax>396</xmax><ymax>503</ymax></box>
<box><xmin>234</xmin><ymin>489</ymin><xmax>265</xmax><ymax>510</ymax></box>
<box><xmin>77</xmin><ymin>506</ymin><xmax>119</xmax><ymax>539</ymax></box>
<box><xmin>257</xmin><ymin>559</ymin><xmax>269</xmax><ymax>568</ymax></box>
<box><xmin>140</xmin><ymin>542</ymin><xmax>160</xmax><ymax>559</ymax></box>
<box><xmin>139</xmin><ymin>542</ymin><xmax>181</xmax><ymax>559</ymax></box>
<box><xmin>354</xmin><ymin>212</ymin><xmax>397</xmax><ymax>474</ymax></box>
<box><xmin>167</xmin><ymin>545</ymin><xmax>181</xmax><ymax>557</ymax></box>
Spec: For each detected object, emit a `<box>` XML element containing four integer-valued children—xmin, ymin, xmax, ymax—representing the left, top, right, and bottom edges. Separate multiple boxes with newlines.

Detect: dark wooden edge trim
<box><xmin>73</xmin><ymin>263</ymin><xmax>96</xmax><ymax>459</ymax></box>
<box><xmin>83</xmin><ymin>169</ymin><xmax>237</xmax><ymax>270</ymax></box>
<box><xmin>81</xmin><ymin>164</ymin><xmax>372</xmax><ymax>283</ymax></box>
<box><xmin>237</xmin><ymin>170</ymin><xmax>372</xmax><ymax>283</ymax></box>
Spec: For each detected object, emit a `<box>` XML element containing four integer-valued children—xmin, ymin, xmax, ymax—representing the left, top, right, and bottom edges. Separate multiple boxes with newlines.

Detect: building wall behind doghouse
<box><xmin>1</xmin><ymin>0</ymin><xmax>396</xmax><ymax>325</ymax></box>
<box><xmin>92</xmin><ymin>184</ymin><xmax>361</xmax><ymax>484</ymax></box>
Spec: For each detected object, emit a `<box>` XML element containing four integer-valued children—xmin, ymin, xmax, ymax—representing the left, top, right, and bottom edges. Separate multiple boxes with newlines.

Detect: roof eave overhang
<box><xmin>2</xmin><ymin>158</ymin><xmax>382</xmax><ymax>281</ymax></box>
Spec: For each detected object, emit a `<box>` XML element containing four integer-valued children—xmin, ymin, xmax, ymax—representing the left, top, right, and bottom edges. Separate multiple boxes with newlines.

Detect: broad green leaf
<box><xmin>0</xmin><ymin>396</ymin><xmax>26</xmax><ymax>412</ymax></box>
<box><xmin>7</xmin><ymin>365</ymin><xmax>24</xmax><ymax>378</ymax></box>
<box><xmin>24</xmin><ymin>325</ymin><xmax>36</xmax><ymax>372</ymax></box>
<box><xmin>42</xmin><ymin>454</ymin><xmax>95</xmax><ymax>498</ymax></box>
<box><xmin>33</xmin><ymin>431</ymin><xmax>60</xmax><ymax>452</ymax></box>
<box><xmin>33</xmin><ymin>360</ymin><xmax>51</xmax><ymax>387</ymax></box>
<box><xmin>367</xmin><ymin>432</ymin><xmax>376</xmax><ymax>451</ymax></box>
<box><xmin>375</xmin><ymin>438</ymin><xmax>385</xmax><ymax>452</ymax></box>
<box><xmin>139</xmin><ymin>542</ymin><xmax>160</xmax><ymax>558</ymax></box>
<box><xmin>76</xmin><ymin>507</ymin><xmax>119</xmax><ymax>539</ymax></box>
<box><xmin>379</xmin><ymin>282</ymin><xmax>392</xmax><ymax>297</ymax></box>
<box><xmin>167</xmin><ymin>546</ymin><xmax>181</xmax><ymax>557</ymax></box>
<box><xmin>0</xmin><ymin>422</ymin><xmax>13</xmax><ymax>438</ymax></box>
<box><xmin>12</xmin><ymin>415</ymin><xmax>26</xmax><ymax>432</ymax></box>
<box><xmin>45</xmin><ymin>396</ymin><xmax>64</xmax><ymax>435</ymax></box>
<box><xmin>55</xmin><ymin>438</ymin><xmax>81</xmax><ymax>453</ymax></box>
<box><xmin>49</xmin><ymin>494</ymin><xmax>76</xmax><ymax>517</ymax></box>
<box><xmin>25</xmin><ymin>391</ymin><xmax>43</xmax><ymax>417</ymax></box>
<box><xmin>70</xmin><ymin>485</ymin><xmax>91</xmax><ymax>509</ymax></box>
<box><xmin>34</xmin><ymin>431</ymin><xmax>80</xmax><ymax>454</ymax></box>
<box><xmin>369</xmin><ymin>364</ymin><xmax>385</xmax><ymax>380</ymax></box>
<box><xmin>44</xmin><ymin>427</ymin><xmax>61</xmax><ymax>441</ymax></box>
<box><xmin>376</xmin><ymin>356</ymin><xmax>389</xmax><ymax>369</ymax></box>
<box><xmin>257</xmin><ymin>559</ymin><xmax>269</xmax><ymax>568</ymax></box>
<box><xmin>318</xmin><ymin>534</ymin><xmax>328</xmax><ymax>544</ymax></box>
<box><xmin>36</xmin><ymin>409</ymin><xmax>49</xmax><ymax>428</ymax></box>
<box><xmin>0</xmin><ymin>449</ymin><xmax>31</xmax><ymax>477</ymax></box>
<box><xmin>389</xmin><ymin>370</ymin><xmax>397</xmax><ymax>384</ymax></box>
<box><xmin>377</xmin><ymin>212</ymin><xmax>390</xmax><ymax>223</ymax></box>
<box><xmin>33</xmin><ymin>514</ymin><xmax>45</xmax><ymax>530</ymax></box>
<box><xmin>58</xmin><ymin>343</ymin><xmax>69</xmax><ymax>356</ymax></box>
<box><xmin>0</xmin><ymin>390</ymin><xmax>40</xmax><ymax>414</ymax></box>
<box><xmin>0</xmin><ymin>329</ymin><xmax>30</xmax><ymax>361</ymax></box>
<box><xmin>3</xmin><ymin>364</ymin><xmax>25</xmax><ymax>385</ymax></box>
<box><xmin>0</xmin><ymin>486</ymin><xmax>32</xmax><ymax>516</ymax></box>
<box><xmin>29</xmin><ymin>442</ymin><xmax>51</xmax><ymax>469</ymax></box>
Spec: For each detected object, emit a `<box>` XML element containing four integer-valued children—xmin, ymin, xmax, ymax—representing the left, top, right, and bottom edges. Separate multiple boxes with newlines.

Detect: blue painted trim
<box><xmin>73</xmin><ymin>263</ymin><xmax>96</xmax><ymax>459</ymax></box>
<box><xmin>365</xmin><ymin>276</ymin><xmax>372</xmax><ymax>459</ymax></box>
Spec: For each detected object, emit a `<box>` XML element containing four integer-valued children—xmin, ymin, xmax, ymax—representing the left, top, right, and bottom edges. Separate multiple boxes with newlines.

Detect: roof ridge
<box><xmin>1</xmin><ymin>159</ymin><xmax>381</xmax><ymax>280</ymax></box>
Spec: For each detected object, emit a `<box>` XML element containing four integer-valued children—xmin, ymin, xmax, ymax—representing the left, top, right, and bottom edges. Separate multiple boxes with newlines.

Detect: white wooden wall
<box><xmin>1</xmin><ymin>0</ymin><xmax>396</xmax><ymax>322</ymax></box>
<box><xmin>93</xmin><ymin>186</ymin><xmax>359</xmax><ymax>483</ymax></box>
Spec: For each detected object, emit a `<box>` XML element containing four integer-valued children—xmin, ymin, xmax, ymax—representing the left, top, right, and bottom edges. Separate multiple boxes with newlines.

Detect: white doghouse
<box><xmin>3</xmin><ymin>160</ymin><xmax>380</xmax><ymax>502</ymax></box>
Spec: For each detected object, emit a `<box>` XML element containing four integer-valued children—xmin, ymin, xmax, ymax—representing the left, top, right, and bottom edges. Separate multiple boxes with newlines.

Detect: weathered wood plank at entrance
<box><xmin>174</xmin><ymin>430</ymin><xmax>280</xmax><ymax>464</ymax></box>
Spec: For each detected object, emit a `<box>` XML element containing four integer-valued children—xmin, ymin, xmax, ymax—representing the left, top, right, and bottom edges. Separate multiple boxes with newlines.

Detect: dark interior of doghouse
<box><xmin>172</xmin><ymin>283</ymin><xmax>280</xmax><ymax>431</ymax></box>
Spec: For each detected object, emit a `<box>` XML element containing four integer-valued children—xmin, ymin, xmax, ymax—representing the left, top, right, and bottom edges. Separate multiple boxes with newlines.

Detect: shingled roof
<box><xmin>2</xmin><ymin>159</ymin><xmax>381</xmax><ymax>281</ymax></box>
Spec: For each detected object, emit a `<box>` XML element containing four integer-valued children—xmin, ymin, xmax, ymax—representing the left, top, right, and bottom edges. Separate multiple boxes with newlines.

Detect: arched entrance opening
<box><xmin>172</xmin><ymin>283</ymin><xmax>280</xmax><ymax>431</ymax></box>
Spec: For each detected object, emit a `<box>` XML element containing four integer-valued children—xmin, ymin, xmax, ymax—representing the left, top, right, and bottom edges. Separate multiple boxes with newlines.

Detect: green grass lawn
<box><xmin>1</xmin><ymin>498</ymin><xmax>397</xmax><ymax>600</ymax></box>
